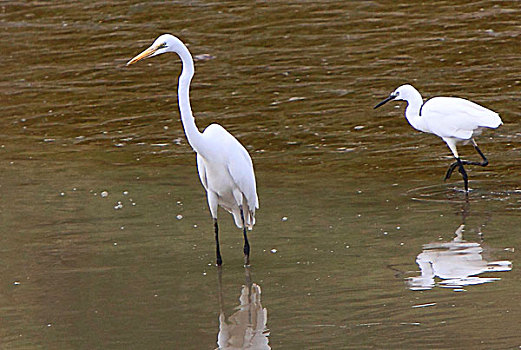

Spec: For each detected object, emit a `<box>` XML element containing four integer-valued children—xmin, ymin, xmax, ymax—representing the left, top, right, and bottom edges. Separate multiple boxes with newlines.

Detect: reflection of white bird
<box><xmin>409</xmin><ymin>224</ymin><xmax>512</xmax><ymax>290</ymax></box>
<box><xmin>217</xmin><ymin>283</ymin><xmax>270</xmax><ymax>350</ymax></box>
<box><xmin>127</xmin><ymin>34</ymin><xmax>259</xmax><ymax>266</ymax></box>
<box><xmin>374</xmin><ymin>84</ymin><xmax>502</xmax><ymax>193</ymax></box>
<box><xmin>216</xmin><ymin>267</ymin><xmax>270</xmax><ymax>350</ymax></box>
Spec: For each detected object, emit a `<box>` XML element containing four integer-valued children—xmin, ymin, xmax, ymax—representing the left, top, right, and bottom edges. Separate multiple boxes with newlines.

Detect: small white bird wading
<box><xmin>375</xmin><ymin>84</ymin><xmax>502</xmax><ymax>194</ymax></box>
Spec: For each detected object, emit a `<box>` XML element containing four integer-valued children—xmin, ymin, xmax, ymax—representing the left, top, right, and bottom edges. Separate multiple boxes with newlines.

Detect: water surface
<box><xmin>1</xmin><ymin>0</ymin><xmax>521</xmax><ymax>349</ymax></box>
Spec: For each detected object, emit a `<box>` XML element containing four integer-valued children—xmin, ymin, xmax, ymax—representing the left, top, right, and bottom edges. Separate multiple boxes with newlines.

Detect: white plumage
<box><xmin>375</xmin><ymin>84</ymin><xmax>502</xmax><ymax>193</ymax></box>
<box><xmin>127</xmin><ymin>34</ymin><xmax>259</xmax><ymax>266</ymax></box>
<box><xmin>196</xmin><ymin>124</ymin><xmax>258</xmax><ymax>230</ymax></box>
<box><xmin>421</xmin><ymin>96</ymin><xmax>502</xmax><ymax>140</ymax></box>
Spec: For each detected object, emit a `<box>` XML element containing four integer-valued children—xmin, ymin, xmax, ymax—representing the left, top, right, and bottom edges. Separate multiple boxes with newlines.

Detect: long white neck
<box><xmin>403</xmin><ymin>88</ymin><xmax>428</xmax><ymax>133</ymax></box>
<box><xmin>175</xmin><ymin>42</ymin><xmax>206</xmax><ymax>154</ymax></box>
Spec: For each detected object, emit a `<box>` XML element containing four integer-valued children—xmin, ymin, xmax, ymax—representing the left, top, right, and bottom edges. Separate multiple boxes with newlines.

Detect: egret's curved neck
<box><xmin>403</xmin><ymin>89</ymin><xmax>428</xmax><ymax>133</ymax></box>
<box><xmin>175</xmin><ymin>43</ymin><xmax>205</xmax><ymax>154</ymax></box>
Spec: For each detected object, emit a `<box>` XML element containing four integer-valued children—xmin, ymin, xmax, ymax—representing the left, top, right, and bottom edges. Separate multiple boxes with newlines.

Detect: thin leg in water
<box><xmin>470</xmin><ymin>139</ymin><xmax>488</xmax><ymax>166</ymax></box>
<box><xmin>443</xmin><ymin>138</ymin><xmax>470</xmax><ymax>193</ymax></box>
<box><xmin>239</xmin><ymin>206</ymin><xmax>250</xmax><ymax>266</ymax></box>
<box><xmin>444</xmin><ymin>138</ymin><xmax>462</xmax><ymax>181</ymax></box>
<box><xmin>445</xmin><ymin>158</ymin><xmax>469</xmax><ymax>193</ymax></box>
<box><xmin>208</xmin><ymin>192</ymin><xmax>222</xmax><ymax>266</ymax></box>
<box><xmin>445</xmin><ymin>139</ymin><xmax>489</xmax><ymax>180</ymax></box>
<box><xmin>456</xmin><ymin>158</ymin><xmax>469</xmax><ymax>193</ymax></box>
<box><xmin>444</xmin><ymin>161</ymin><xmax>460</xmax><ymax>181</ymax></box>
<box><xmin>214</xmin><ymin>219</ymin><xmax>223</xmax><ymax>266</ymax></box>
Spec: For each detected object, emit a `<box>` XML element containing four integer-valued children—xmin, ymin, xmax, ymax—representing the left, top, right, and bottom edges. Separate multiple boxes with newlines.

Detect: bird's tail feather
<box><xmin>479</xmin><ymin>112</ymin><xmax>502</xmax><ymax>128</ymax></box>
<box><xmin>230</xmin><ymin>207</ymin><xmax>255</xmax><ymax>229</ymax></box>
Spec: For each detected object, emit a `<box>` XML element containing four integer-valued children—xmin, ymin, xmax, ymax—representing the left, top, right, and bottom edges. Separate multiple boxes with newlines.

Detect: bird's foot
<box><xmin>457</xmin><ymin>164</ymin><xmax>469</xmax><ymax>194</ymax></box>
<box><xmin>446</xmin><ymin>159</ymin><xmax>470</xmax><ymax>194</ymax></box>
<box><xmin>444</xmin><ymin>161</ymin><xmax>459</xmax><ymax>180</ymax></box>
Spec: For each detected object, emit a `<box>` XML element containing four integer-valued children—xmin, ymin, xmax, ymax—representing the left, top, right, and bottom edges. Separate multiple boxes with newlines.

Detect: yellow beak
<box><xmin>126</xmin><ymin>46</ymin><xmax>158</xmax><ymax>66</ymax></box>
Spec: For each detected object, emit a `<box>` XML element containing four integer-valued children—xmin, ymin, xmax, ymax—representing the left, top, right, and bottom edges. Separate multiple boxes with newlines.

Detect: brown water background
<box><xmin>2</xmin><ymin>1</ymin><xmax>521</xmax><ymax>349</ymax></box>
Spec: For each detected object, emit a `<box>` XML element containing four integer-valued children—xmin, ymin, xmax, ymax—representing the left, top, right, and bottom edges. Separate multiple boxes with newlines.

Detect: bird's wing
<box><xmin>201</xmin><ymin>123</ymin><xmax>259</xmax><ymax>212</ymax></box>
<box><xmin>422</xmin><ymin>97</ymin><xmax>502</xmax><ymax>139</ymax></box>
<box><xmin>196</xmin><ymin>153</ymin><xmax>209</xmax><ymax>191</ymax></box>
<box><xmin>227</xmin><ymin>142</ymin><xmax>259</xmax><ymax>212</ymax></box>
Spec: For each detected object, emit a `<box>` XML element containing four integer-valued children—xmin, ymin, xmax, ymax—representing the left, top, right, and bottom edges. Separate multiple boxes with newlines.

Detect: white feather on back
<box><xmin>196</xmin><ymin>123</ymin><xmax>258</xmax><ymax>229</ymax></box>
<box><xmin>422</xmin><ymin>97</ymin><xmax>502</xmax><ymax>139</ymax></box>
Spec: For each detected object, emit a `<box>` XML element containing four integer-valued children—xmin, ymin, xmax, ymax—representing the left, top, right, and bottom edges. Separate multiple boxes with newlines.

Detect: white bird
<box><xmin>127</xmin><ymin>34</ymin><xmax>259</xmax><ymax>266</ymax></box>
<box><xmin>374</xmin><ymin>84</ymin><xmax>502</xmax><ymax>193</ymax></box>
<box><xmin>217</xmin><ymin>268</ymin><xmax>270</xmax><ymax>349</ymax></box>
<box><xmin>409</xmin><ymin>224</ymin><xmax>512</xmax><ymax>290</ymax></box>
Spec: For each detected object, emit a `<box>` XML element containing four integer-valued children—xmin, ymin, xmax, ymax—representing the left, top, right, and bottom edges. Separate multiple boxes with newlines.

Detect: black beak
<box><xmin>374</xmin><ymin>94</ymin><xmax>396</xmax><ymax>109</ymax></box>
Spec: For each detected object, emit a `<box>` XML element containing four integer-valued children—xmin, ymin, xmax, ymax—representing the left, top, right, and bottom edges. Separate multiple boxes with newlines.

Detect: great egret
<box><xmin>216</xmin><ymin>267</ymin><xmax>270</xmax><ymax>349</ymax></box>
<box><xmin>127</xmin><ymin>34</ymin><xmax>259</xmax><ymax>266</ymax></box>
<box><xmin>374</xmin><ymin>84</ymin><xmax>502</xmax><ymax>193</ymax></box>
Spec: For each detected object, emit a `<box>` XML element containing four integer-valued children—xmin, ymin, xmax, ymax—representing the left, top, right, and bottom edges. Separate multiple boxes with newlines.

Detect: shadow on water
<box><xmin>216</xmin><ymin>267</ymin><xmax>270</xmax><ymax>350</ymax></box>
<box><xmin>407</xmin><ymin>202</ymin><xmax>513</xmax><ymax>291</ymax></box>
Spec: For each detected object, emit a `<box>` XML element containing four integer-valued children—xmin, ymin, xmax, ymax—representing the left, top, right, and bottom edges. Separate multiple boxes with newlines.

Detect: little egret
<box><xmin>374</xmin><ymin>84</ymin><xmax>502</xmax><ymax>193</ymax></box>
<box><xmin>127</xmin><ymin>34</ymin><xmax>259</xmax><ymax>266</ymax></box>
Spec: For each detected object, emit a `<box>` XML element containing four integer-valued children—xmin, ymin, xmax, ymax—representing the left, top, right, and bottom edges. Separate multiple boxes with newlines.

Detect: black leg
<box><xmin>445</xmin><ymin>161</ymin><xmax>460</xmax><ymax>180</ymax></box>
<box><xmin>458</xmin><ymin>143</ymin><xmax>489</xmax><ymax>167</ymax></box>
<box><xmin>456</xmin><ymin>158</ymin><xmax>469</xmax><ymax>193</ymax></box>
<box><xmin>445</xmin><ymin>141</ymin><xmax>489</xmax><ymax>181</ymax></box>
<box><xmin>214</xmin><ymin>219</ymin><xmax>222</xmax><ymax>266</ymax></box>
<box><xmin>240</xmin><ymin>206</ymin><xmax>250</xmax><ymax>266</ymax></box>
<box><xmin>472</xmin><ymin>143</ymin><xmax>488</xmax><ymax>166</ymax></box>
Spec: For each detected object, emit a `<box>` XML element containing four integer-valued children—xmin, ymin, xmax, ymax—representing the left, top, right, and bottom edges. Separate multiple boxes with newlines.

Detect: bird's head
<box><xmin>374</xmin><ymin>84</ymin><xmax>417</xmax><ymax>109</ymax></box>
<box><xmin>126</xmin><ymin>34</ymin><xmax>182</xmax><ymax>66</ymax></box>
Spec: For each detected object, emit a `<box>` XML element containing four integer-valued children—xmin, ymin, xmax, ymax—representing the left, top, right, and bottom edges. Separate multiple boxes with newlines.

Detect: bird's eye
<box><xmin>395</xmin><ymin>91</ymin><xmax>400</xmax><ymax>96</ymax></box>
<box><xmin>158</xmin><ymin>42</ymin><xmax>167</xmax><ymax>49</ymax></box>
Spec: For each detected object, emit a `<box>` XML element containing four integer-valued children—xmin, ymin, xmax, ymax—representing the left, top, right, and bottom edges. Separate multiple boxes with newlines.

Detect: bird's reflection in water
<box><xmin>216</xmin><ymin>267</ymin><xmax>270</xmax><ymax>350</ymax></box>
<box><xmin>409</xmin><ymin>208</ymin><xmax>512</xmax><ymax>291</ymax></box>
